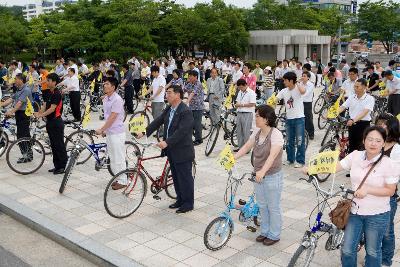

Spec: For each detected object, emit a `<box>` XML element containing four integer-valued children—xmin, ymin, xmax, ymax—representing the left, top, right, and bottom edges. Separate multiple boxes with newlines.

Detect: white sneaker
<box><xmin>283</xmin><ymin>161</ymin><xmax>294</xmax><ymax>166</ymax></box>
<box><xmin>294</xmin><ymin>163</ymin><xmax>304</xmax><ymax>168</ymax></box>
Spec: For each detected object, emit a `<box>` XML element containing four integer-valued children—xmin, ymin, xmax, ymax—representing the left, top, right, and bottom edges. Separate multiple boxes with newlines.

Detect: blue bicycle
<box><xmin>59</xmin><ymin>124</ymin><xmax>139</xmax><ymax>193</ymax></box>
<box><xmin>204</xmin><ymin>170</ymin><xmax>260</xmax><ymax>251</ymax></box>
<box><xmin>288</xmin><ymin>175</ymin><xmax>354</xmax><ymax>267</ymax></box>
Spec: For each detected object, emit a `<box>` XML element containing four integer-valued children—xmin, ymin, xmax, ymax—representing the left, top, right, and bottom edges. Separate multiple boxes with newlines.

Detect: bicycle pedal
<box><xmin>153</xmin><ymin>195</ymin><xmax>161</xmax><ymax>200</ymax></box>
<box><xmin>246</xmin><ymin>226</ymin><xmax>256</xmax><ymax>232</ymax></box>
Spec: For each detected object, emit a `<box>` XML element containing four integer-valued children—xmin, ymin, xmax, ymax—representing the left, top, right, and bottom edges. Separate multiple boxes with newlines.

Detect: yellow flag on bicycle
<box><xmin>266</xmin><ymin>92</ymin><xmax>278</xmax><ymax>107</ymax></box>
<box><xmin>120</xmin><ymin>70</ymin><xmax>124</xmax><ymax>78</ymax></box>
<box><xmin>379</xmin><ymin>89</ymin><xmax>388</xmax><ymax>97</ymax></box>
<box><xmin>89</xmin><ymin>67</ymin><xmax>94</xmax><ymax>73</ymax></box>
<box><xmin>308</xmin><ymin>150</ymin><xmax>340</xmax><ymax>174</ymax></box>
<box><xmin>82</xmin><ymin>104</ymin><xmax>91</xmax><ymax>128</ymax></box>
<box><xmin>129</xmin><ymin>115</ymin><xmax>146</xmax><ymax>133</ymax></box>
<box><xmin>217</xmin><ymin>144</ymin><xmax>235</xmax><ymax>171</ymax></box>
<box><xmin>25</xmin><ymin>97</ymin><xmax>34</xmax><ymax>117</ymax></box>
<box><xmin>97</xmin><ymin>72</ymin><xmax>102</xmax><ymax>82</ymax></box>
<box><xmin>202</xmin><ymin>80</ymin><xmax>208</xmax><ymax>94</ymax></box>
<box><xmin>228</xmin><ymin>83</ymin><xmax>236</xmax><ymax>96</ymax></box>
<box><xmin>28</xmin><ymin>74</ymin><xmax>34</xmax><ymax>86</ymax></box>
<box><xmin>141</xmin><ymin>83</ymin><xmax>148</xmax><ymax>97</ymax></box>
<box><xmin>184</xmin><ymin>73</ymin><xmax>188</xmax><ymax>80</ymax></box>
<box><xmin>90</xmin><ymin>79</ymin><xmax>95</xmax><ymax>92</ymax></box>
<box><xmin>397</xmin><ymin>113</ymin><xmax>400</xmax><ymax>121</ymax></box>
<box><xmin>2</xmin><ymin>75</ymin><xmax>8</xmax><ymax>82</ymax></box>
<box><xmin>49</xmin><ymin>69</ymin><xmax>55</xmax><ymax>74</ymax></box>
<box><xmin>223</xmin><ymin>75</ymin><xmax>228</xmax><ymax>83</ymax></box>
<box><xmin>327</xmin><ymin>93</ymin><xmax>343</xmax><ymax>119</ymax></box>
<box><xmin>23</xmin><ymin>71</ymin><xmax>28</xmax><ymax>76</ymax></box>
<box><xmin>224</xmin><ymin>95</ymin><xmax>232</xmax><ymax>109</ymax></box>
<box><xmin>378</xmin><ymin>81</ymin><xmax>386</xmax><ymax>89</ymax></box>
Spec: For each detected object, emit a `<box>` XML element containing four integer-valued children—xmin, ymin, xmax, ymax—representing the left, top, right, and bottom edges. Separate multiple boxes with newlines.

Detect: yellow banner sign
<box><xmin>327</xmin><ymin>93</ymin><xmax>343</xmax><ymax>119</ymax></box>
<box><xmin>25</xmin><ymin>97</ymin><xmax>34</xmax><ymax>117</ymax></box>
<box><xmin>90</xmin><ymin>79</ymin><xmax>95</xmax><ymax>92</ymax></box>
<box><xmin>217</xmin><ymin>144</ymin><xmax>235</xmax><ymax>171</ymax></box>
<box><xmin>308</xmin><ymin>150</ymin><xmax>340</xmax><ymax>175</ymax></box>
<box><xmin>141</xmin><ymin>83</ymin><xmax>148</xmax><ymax>97</ymax></box>
<box><xmin>224</xmin><ymin>95</ymin><xmax>232</xmax><ymax>109</ymax></box>
<box><xmin>266</xmin><ymin>92</ymin><xmax>278</xmax><ymax>107</ymax></box>
<box><xmin>228</xmin><ymin>83</ymin><xmax>236</xmax><ymax>97</ymax></box>
<box><xmin>82</xmin><ymin>104</ymin><xmax>91</xmax><ymax>128</ymax></box>
<box><xmin>129</xmin><ymin>115</ymin><xmax>146</xmax><ymax>133</ymax></box>
<box><xmin>202</xmin><ymin>80</ymin><xmax>208</xmax><ymax>94</ymax></box>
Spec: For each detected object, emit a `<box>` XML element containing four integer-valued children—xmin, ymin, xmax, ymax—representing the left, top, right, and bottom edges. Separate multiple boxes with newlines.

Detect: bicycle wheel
<box><xmin>64</xmin><ymin>130</ymin><xmax>95</xmax><ymax>165</ymax></box>
<box><xmin>0</xmin><ymin>130</ymin><xmax>9</xmax><ymax>157</ymax></box>
<box><xmin>6</xmin><ymin>137</ymin><xmax>45</xmax><ymax>175</ymax></box>
<box><xmin>321</xmin><ymin>124</ymin><xmax>334</xmax><ymax>147</ymax></box>
<box><xmin>59</xmin><ymin>151</ymin><xmax>78</xmax><ymax>193</ymax></box>
<box><xmin>164</xmin><ymin>165</ymin><xmax>176</xmax><ymax>199</ymax></box>
<box><xmin>313</xmin><ymin>95</ymin><xmax>325</xmax><ymax>114</ymax></box>
<box><xmin>104</xmin><ymin>168</ymin><xmax>147</xmax><ymax>218</ymax></box>
<box><xmin>315</xmin><ymin>142</ymin><xmax>337</xmax><ymax>183</ymax></box>
<box><xmin>223</xmin><ymin>110</ymin><xmax>236</xmax><ymax>133</ymax></box>
<box><xmin>230</xmin><ymin>124</ymin><xmax>238</xmax><ymax>147</ymax></box>
<box><xmin>205</xmin><ymin>125</ymin><xmax>220</xmax><ymax>156</ymax></box>
<box><xmin>128</xmin><ymin>111</ymin><xmax>150</xmax><ymax>132</ymax></box>
<box><xmin>317</xmin><ymin>107</ymin><xmax>328</xmax><ymax>130</ymax></box>
<box><xmin>201</xmin><ymin>112</ymin><xmax>213</xmax><ymax>141</ymax></box>
<box><xmin>204</xmin><ymin>217</ymin><xmax>233</xmax><ymax>251</ymax></box>
<box><xmin>106</xmin><ymin>141</ymin><xmax>140</xmax><ymax>176</ymax></box>
<box><xmin>288</xmin><ymin>244</ymin><xmax>316</xmax><ymax>267</ymax></box>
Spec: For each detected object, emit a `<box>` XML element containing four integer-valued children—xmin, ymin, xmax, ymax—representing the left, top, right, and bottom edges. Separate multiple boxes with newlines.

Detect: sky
<box><xmin>0</xmin><ymin>0</ymin><xmax>396</xmax><ymax>8</ymax></box>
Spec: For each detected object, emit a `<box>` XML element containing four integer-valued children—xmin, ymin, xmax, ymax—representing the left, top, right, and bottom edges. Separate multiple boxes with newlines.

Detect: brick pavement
<box><xmin>0</xmin><ymin>100</ymin><xmax>399</xmax><ymax>267</ymax></box>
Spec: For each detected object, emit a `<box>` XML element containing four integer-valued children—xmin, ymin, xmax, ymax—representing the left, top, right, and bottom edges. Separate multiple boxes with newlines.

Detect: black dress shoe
<box><xmin>176</xmin><ymin>207</ymin><xmax>193</xmax><ymax>214</ymax></box>
<box><xmin>169</xmin><ymin>203</ymin><xmax>181</xmax><ymax>209</ymax></box>
<box><xmin>346</xmin><ymin>173</ymin><xmax>350</xmax><ymax>177</ymax></box>
<box><xmin>53</xmin><ymin>168</ymin><xmax>65</xmax><ymax>175</ymax></box>
<box><xmin>48</xmin><ymin>168</ymin><xmax>56</xmax><ymax>173</ymax></box>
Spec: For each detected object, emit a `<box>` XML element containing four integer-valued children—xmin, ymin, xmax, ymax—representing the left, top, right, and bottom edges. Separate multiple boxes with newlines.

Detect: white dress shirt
<box><xmin>341</xmin><ymin>93</ymin><xmax>375</xmax><ymax>121</ymax></box>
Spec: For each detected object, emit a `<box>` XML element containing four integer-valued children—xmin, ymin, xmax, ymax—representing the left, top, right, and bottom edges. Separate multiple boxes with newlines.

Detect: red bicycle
<box><xmin>103</xmin><ymin>138</ymin><xmax>196</xmax><ymax>218</ymax></box>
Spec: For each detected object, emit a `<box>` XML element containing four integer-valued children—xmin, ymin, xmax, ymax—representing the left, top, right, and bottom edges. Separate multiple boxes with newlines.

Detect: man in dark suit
<box><xmin>137</xmin><ymin>85</ymin><xmax>195</xmax><ymax>213</ymax></box>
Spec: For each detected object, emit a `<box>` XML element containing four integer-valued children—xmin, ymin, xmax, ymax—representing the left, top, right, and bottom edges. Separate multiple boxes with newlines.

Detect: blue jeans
<box><xmin>341</xmin><ymin>212</ymin><xmax>390</xmax><ymax>267</ymax></box>
<box><xmin>285</xmin><ymin>117</ymin><xmax>305</xmax><ymax>164</ymax></box>
<box><xmin>254</xmin><ymin>171</ymin><xmax>283</xmax><ymax>241</ymax></box>
<box><xmin>382</xmin><ymin>196</ymin><xmax>397</xmax><ymax>266</ymax></box>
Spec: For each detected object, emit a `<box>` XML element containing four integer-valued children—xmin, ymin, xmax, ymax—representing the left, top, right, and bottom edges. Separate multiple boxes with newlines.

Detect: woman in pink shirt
<box><xmin>335</xmin><ymin>126</ymin><xmax>399</xmax><ymax>267</ymax></box>
<box><xmin>241</xmin><ymin>63</ymin><xmax>257</xmax><ymax>91</ymax></box>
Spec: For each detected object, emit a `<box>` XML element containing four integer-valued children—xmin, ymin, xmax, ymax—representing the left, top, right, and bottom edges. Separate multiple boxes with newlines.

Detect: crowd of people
<box><xmin>1</xmin><ymin>53</ymin><xmax>400</xmax><ymax>266</ymax></box>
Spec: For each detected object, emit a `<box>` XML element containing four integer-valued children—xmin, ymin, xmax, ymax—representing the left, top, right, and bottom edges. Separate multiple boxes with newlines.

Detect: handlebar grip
<box><xmin>346</xmin><ymin>189</ymin><xmax>355</xmax><ymax>195</ymax></box>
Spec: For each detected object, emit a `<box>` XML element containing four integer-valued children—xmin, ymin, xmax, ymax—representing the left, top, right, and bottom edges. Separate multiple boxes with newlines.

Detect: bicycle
<box><xmin>288</xmin><ymin>175</ymin><xmax>354</xmax><ymax>267</ymax></box>
<box><xmin>205</xmin><ymin>107</ymin><xmax>238</xmax><ymax>156</ymax></box>
<box><xmin>5</xmin><ymin>118</ymin><xmax>47</xmax><ymax>175</ymax></box>
<box><xmin>59</xmin><ymin>129</ymin><xmax>139</xmax><ymax>193</ymax></box>
<box><xmin>103</xmin><ymin>137</ymin><xmax>197</xmax><ymax>218</ymax></box>
<box><xmin>203</xmin><ymin>170</ymin><xmax>260</xmax><ymax>251</ymax></box>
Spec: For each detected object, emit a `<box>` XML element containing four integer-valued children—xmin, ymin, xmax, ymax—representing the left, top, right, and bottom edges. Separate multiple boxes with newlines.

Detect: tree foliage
<box><xmin>357</xmin><ymin>0</ymin><xmax>400</xmax><ymax>54</ymax></box>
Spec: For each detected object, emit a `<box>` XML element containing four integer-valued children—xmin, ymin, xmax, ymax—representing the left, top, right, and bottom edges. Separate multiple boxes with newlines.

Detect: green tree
<box><xmin>357</xmin><ymin>0</ymin><xmax>400</xmax><ymax>54</ymax></box>
<box><xmin>0</xmin><ymin>10</ymin><xmax>27</xmax><ymax>58</ymax></box>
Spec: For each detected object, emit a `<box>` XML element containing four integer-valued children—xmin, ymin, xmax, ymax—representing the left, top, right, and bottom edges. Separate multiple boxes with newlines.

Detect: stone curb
<box><xmin>0</xmin><ymin>194</ymin><xmax>142</xmax><ymax>267</ymax></box>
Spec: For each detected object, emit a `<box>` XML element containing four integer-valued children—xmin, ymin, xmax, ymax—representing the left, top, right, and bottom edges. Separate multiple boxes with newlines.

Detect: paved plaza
<box><xmin>0</xmin><ymin>99</ymin><xmax>400</xmax><ymax>267</ymax></box>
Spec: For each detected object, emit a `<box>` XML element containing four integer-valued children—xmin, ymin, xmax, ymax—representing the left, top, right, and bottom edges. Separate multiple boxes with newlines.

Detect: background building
<box><xmin>23</xmin><ymin>0</ymin><xmax>77</xmax><ymax>21</ymax></box>
<box><xmin>247</xmin><ymin>30</ymin><xmax>331</xmax><ymax>64</ymax></box>
<box><xmin>275</xmin><ymin>0</ymin><xmax>355</xmax><ymax>13</ymax></box>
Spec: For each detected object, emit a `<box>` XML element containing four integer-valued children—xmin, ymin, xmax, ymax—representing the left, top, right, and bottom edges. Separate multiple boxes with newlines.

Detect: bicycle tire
<box><xmin>313</xmin><ymin>95</ymin><xmax>325</xmax><ymax>114</ymax></box>
<box><xmin>0</xmin><ymin>130</ymin><xmax>9</xmax><ymax>157</ymax></box>
<box><xmin>205</xmin><ymin>125</ymin><xmax>220</xmax><ymax>156</ymax></box>
<box><xmin>106</xmin><ymin>141</ymin><xmax>140</xmax><ymax>176</ymax></box>
<box><xmin>164</xmin><ymin>165</ymin><xmax>177</xmax><ymax>199</ymax></box>
<box><xmin>64</xmin><ymin>130</ymin><xmax>95</xmax><ymax>165</ymax></box>
<box><xmin>230</xmin><ymin>124</ymin><xmax>238</xmax><ymax>148</ymax></box>
<box><xmin>59</xmin><ymin>151</ymin><xmax>78</xmax><ymax>193</ymax></box>
<box><xmin>288</xmin><ymin>244</ymin><xmax>316</xmax><ymax>267</ymax></box>
<box><xmin>204</xmin><ymin>217</ymin><xmax>233</xmax><ymax>251</ymax></box>
<box><xmin>321</xmin><ymin>124</ymin><xmax>334</xmax><ymax>147</ymax></box>
<box><xmin>315</xmin><ymin>142</ymin><xmax>337</xmax><ymax>183</ymax></box>
<box><xmin>103</xmin><ymin>168</ymin><xmax>147</xmax><ymax>218</ymax></box>
<box><xmin>317</xmin><ymin>107</ymin><xmax>328</xmax><ymax>130</ymax></box>
<box><xmin>6</xmin><ymin>137</ymin><xmax>45</xmax><ymax>175</ymax></box>
<box><xmin>201</xmin><ymin>113</ymin><xmax>213</xmax><ymax>141</ymax></box>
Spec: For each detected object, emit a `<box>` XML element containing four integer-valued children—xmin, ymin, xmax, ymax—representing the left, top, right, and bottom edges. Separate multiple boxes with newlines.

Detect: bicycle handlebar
<box><xmin>300</xmin><ymin>175</ymin><xmax>354</xmax><ymax>196</ymax></box>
